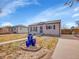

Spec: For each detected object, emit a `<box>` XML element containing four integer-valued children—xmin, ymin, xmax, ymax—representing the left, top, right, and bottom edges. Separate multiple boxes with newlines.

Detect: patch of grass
<box><xmin>0</xmin><ymin>42</ymin><xmax>20</xmax><ymax>53</ymax></box>
<box><xmin>0</xmin><ymin>34</ymin><xmax>27</xmax><ymax>42</ymax></box>
<box><xmin>0</xmin><ymin>36</ymin><xmax>58</xmax><ymax>59</ymax></box>
<box><xmin>0</xmin><ymin>36</ymin><xmax>58</xmax><ymax>55</ymax></box>
<box><xmin>36</xmin><ymin>36</ymin><xmax>58</xmax><ymax>49</ymax></box>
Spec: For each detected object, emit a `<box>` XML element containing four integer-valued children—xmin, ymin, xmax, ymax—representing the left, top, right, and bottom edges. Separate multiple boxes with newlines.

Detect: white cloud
<box><xmin>75</xmin><ymin>19</ymin><xmax>79</xmax><ymax>21</ymax></box>
<box><xmin>27</xmin><ymin>6</ymin><xmax>69</xmax><ymax>25</ymax></box>
<box><xmin>73</xmin><ymin>7</ymin><xmax>79</xmax><ymax>18</ymax></box>
<box><xmin>1</xmin><ymin>22</ymin><xmax>13</xmax><ymax>27</ymax></box>
<box><xmin>72</xmin><ymin>13</ymin><xmax>79</xmax><ymax>17</ymax></box>
<box><xmin>0</xmin><ymin>0</ymin><xmax>39</xmax><ymax>17</ymax></box>
<box><xmin>62</xmin><ymin>22</ymin><xmax>76</xmax><ymax>29</ymax></box>
<box><xmin>32</xmin><ymin>0</ymin><xmax>40</xmax><ymax>5</ymax></box>
<box><xmin>66</xmin><ymin>23</ymin><xmax>76</xmax><ymax>28</ymax></box>
<box><xmin>74</xmin><ymin>7</ymin><xmax>79</xmax><ymax>12</ymax></box>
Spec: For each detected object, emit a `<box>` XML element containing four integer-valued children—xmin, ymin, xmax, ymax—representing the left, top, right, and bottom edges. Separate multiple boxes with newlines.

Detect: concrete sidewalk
<box><xmin>51</xmin><ymin>38</ymin><xmax>79</xmax><ymax>59</ymax></box>
<box><xmin>0</xmin><ymin>38</ymin><xmax>26</xmax><ymax>45</ymax></box>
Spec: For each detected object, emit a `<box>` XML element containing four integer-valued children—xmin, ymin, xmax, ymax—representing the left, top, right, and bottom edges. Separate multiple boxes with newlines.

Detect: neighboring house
<box><xmin>0</xmin><ymin>26</ymin><xmax>13</xmax><ymax>34</ymax></box>
<box><xmin>0</xmin><ymin>25</ymin><xmax>28</xmax><ymax>34</ymax></box>
<box><xmin>12</xmin><ymin>25</ymin><xmax>28</xmax><ymax>34</ymax></box>
<box><xmin>28</xmin><ymin>20</ymin><xmax>61</xmax><ymax>36</ymax></box>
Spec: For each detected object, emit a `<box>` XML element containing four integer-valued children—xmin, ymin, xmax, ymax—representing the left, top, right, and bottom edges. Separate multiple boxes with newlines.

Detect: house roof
<box><xmin>0</xmin><ymin>26</ymin><xmax>13</xmax><ymax>28</ymax></box>
<box><xmin>29</xmin><ymin>20</ymin><xmax>61</xmax><ymax>26</ymax></box>
<box><xmin>13</xmin><ymin>25</ymin><xmax>28</xmax><ymax>28</ymax></box>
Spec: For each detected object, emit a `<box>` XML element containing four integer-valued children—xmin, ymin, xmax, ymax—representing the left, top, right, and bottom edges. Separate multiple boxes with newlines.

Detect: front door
<box><xmin>40</xmin><ymin>26</ymin><xmax>43</xmax><ymax>34</ymax></box>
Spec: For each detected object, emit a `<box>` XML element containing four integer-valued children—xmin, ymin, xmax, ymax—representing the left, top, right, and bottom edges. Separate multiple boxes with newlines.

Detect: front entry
<box><xmin>40</xmin><ymin>26</ymin><xmax>43</xmax><ymax>34</ymax></box>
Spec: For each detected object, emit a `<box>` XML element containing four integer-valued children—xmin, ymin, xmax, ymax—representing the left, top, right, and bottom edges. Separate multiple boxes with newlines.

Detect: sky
<box><xmin>0</xmin><ymin>0</ymin><xmax>79</xmax><ymax>28</ymax></box>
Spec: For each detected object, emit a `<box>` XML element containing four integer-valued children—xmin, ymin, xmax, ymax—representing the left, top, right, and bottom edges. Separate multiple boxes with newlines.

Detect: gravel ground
<box><xmin>1</xmin><ymin>45</ymin><xmax>53</xmax><ymax>59</ymax></box>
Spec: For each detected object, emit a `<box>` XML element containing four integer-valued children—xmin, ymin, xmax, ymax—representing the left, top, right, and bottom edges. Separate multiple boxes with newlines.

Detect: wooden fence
<box><xmin>61</xmin><ymin>29</ymin><xmax>79</xmax><ymax>34</ymax></box>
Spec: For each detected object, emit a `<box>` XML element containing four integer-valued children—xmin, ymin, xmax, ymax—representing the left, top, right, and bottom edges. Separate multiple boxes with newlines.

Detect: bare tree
<box><xmin>76</xmin><ymin>20</ymin><xmax>79</xmax><ymax>27</ymax></box>
<box><xmin>64</xmin><ymin>0</ymin><xmax>79</xmax><ymax>7</ymax></box>
<box><xmin>62</xmin><ymin>24</ymin><xmax>69</xmax><ymax>29</ymax></box>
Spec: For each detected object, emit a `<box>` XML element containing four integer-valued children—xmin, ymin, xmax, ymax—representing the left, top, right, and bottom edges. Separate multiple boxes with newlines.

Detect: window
<box><xmin>33</xmin><ymin>27</ymin><xmax>35</xmax><ymax>31</ymax></box>
<box><xmin>20</xmin><ymin>27</ymin><xmax>22</xmax><ymax>30</ymax></box>
<box><xmin>0</xmin><ymin>28</ymin><xmax>2</xmax><ymax>30</ymax></box>
<box><xmin>30</xmin><ymin>27</ymin><xmax>32</xmax><ymax>31</ymax></box>
<box><xmin>40</xmin><ymin>26</ymin><xmax>42</xmax><ymax>29</ymax></box>
<box><xmin>53</xmin><ymin>25</ymin><xmax>55</xmax><ymax>29</ymax></box>
<box><xmin>14</xmin><ymin>27</ymin><xmax>16</xmax><ymax>30</ymax></box>
<box><xmin>33</xmin><ymin>27</ymin><xmax>37</xmax><ymax>31</ymax></box>
<box><xmin>35</xmin><ymin>27</ymin><xmax>37</xmax><ymax>31</ymax></box>
<box><xmin>46</xmin><ymin>26</ymin><xmax>52</xmax><ymax>29</ymax></box>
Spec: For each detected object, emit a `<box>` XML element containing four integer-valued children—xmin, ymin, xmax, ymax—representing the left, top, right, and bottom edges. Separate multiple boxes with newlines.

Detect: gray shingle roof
<box><xmin>29</xmin><ymin>20</ymin><xmax>61</xmax><ymax>26</ymax></box>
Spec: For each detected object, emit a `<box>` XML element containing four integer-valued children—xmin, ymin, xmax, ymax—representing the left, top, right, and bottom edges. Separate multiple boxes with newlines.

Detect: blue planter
<box><xmin>26</xmin><ymin>34</ymin><xmax>36</xmax><ymax>47</ymax></box>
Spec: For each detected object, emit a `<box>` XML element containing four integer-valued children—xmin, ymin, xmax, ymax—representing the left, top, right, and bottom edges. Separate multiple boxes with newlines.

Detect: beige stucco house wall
<box><xmin>28</xmin><ymin>20</ymin><xmax>61</xmax><ymax>36</ymax></box>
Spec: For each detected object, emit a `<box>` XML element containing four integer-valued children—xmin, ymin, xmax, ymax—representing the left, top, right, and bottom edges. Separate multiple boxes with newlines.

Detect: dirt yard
<box><xmin>0</xmin><ymin>36</ymin><xmax>58</xmax><ymax>59</ymax></box>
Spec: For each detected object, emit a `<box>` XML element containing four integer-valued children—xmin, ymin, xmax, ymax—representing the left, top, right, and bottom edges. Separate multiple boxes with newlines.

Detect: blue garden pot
<box><xmin>26</xmin><ymin>34</ymin><xmax>36</xmax><ymax>47</ymax></box>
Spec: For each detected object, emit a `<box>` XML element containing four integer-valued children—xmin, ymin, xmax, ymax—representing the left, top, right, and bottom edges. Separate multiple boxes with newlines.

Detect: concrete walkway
<box><xmin>51</xmin><ymin>38</ymin><xmax>79</xmax><ymax>59</ymax></box>
<box><xmin>0</xmin><ymin>38</ymin><xmax>26</xmax><ymax>45</ymax></box>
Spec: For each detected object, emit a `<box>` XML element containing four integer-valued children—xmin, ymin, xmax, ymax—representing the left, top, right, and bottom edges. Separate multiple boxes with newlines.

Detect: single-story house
<box><xmin>28</xmin><ymin>20</ymin><xmax>61</xmax><ymax>36</ymax></box>
<box><xmin>12</xmin><ymin>25</ymin><xmax>28</xmax><ymax>34</ymax></box>
<box><xmin>0</xmin><ymin>26</ymin><xmax>13</xmax><ymax>34</ymax></box>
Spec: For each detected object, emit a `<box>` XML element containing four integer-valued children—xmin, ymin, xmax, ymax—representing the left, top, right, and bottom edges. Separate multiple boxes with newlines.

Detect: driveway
<box><xmin>51</xmin><ymin>38</ymin><xmax>79</xmax><ymax>59</ymax></box>
<box><xmin>61</xmin><ymin>34</ymin><xmax>79</xmax><ymax>40</ymax></box>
